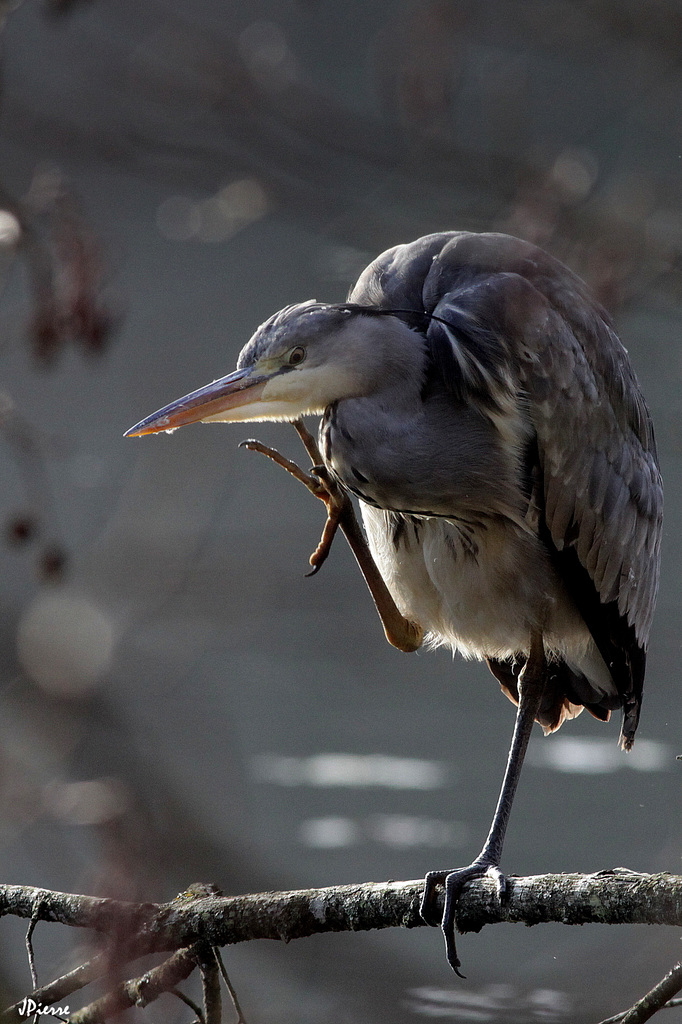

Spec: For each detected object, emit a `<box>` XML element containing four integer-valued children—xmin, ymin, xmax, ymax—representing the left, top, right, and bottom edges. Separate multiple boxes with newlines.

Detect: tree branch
<box><xmin>64</xmin><ymin>944</ymin><xmax>202</xmax><ymax>1024</ymax></box>
<box><xmin>1</xmin><ymin>869</ymin><xmax>681</xmax><ymax>967</ymax></box>
<box><xmin>197</xmin><ymin>943</ymin><xmax>222</xmax><ymax>1024</ymax></box>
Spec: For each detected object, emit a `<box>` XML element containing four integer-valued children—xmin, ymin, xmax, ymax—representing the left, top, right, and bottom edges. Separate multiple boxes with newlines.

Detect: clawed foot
<box><xmin>239</xmin><ymin>420</ymin><xmax>351</xmax><ymax>574</ymax></box>
<box><xmin>302</xmin><ymin>464</ymin><xmax>349</xmax><ymax>575</ymax></box>
<box><xmin>421</xmin><ymin>862</ymin><xmax>507</xmax><ymax>977</ymax></box>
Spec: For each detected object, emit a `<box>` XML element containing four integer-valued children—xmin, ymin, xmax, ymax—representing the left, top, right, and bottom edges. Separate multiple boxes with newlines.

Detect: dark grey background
<box><xmin>1</xmin><ymin>1</ymin><xmax>681</xmax><ymax>1021</ymax></box>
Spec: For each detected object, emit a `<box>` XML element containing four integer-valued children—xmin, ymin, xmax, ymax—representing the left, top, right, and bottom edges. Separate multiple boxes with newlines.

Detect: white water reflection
<box><xmin>404</xmin><ymin>984</ymin><xmax>572</xmax><ymax>1020</ymax></box>
<box><xmin>530</xmin><ymin>736</ymin><xmax>672</xmax><ymax>774</ymax></box>
<box><xmin>299</xmin><ymin>814</ymin><xmax>468</xmax><ymax>849</ymax></box>
<box><xmin>300</xmin><ymin>816</ymin><xmax>359</xmax><ymax>848</ymax></box>
<box><xmin>252</xmin><ymin>753</ymin><xmax>449</xmax><ymax>788</ymax></box>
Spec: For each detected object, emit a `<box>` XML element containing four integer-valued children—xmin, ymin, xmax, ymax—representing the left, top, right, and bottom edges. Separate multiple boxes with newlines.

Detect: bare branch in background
<box><xmin>22</xmin><ymin>169</ymin><xmax>116</xmax><ymax>365</ymax></box>
<box><xmin>598</xmin><ymin>963</ymin><xmax>682</xmax><ymax>1023</ymax></box>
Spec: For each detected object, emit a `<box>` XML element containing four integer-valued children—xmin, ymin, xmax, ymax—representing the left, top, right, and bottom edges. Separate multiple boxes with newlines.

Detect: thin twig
<box><xmin>25</xmin><ymin>919</ymin><xmax>39</xmax><ymax>994</ymax></box>
<box><xmin>25</xmin><ymin>895</ymin><xmax>47</xmax><ymax>991</ymax></box>
<box><xmin>215</xmin><ymin>949</ymin><xmax>248</xmax><ymax>1024</ymax></box>
<box><xmin>170</xmin><ymin>987</ymin><xmax>205</xmax><ymax>1022</ymax></box>
<box><xmin>598</xmin><ymin>962</ymin><xmax>682</xmax><ymax>1024</ymax></box>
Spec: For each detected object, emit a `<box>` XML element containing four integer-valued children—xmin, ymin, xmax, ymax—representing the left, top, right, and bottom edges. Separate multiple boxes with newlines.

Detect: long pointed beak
<box><xmin>124</xmin><ymin>366</ymin><xmax>269</xmax><ymax>437</ymax></box>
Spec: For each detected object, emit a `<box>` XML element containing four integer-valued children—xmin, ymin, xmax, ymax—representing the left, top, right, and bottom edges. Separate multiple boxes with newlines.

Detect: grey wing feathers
<box><xmin>524</xmin><ymin>303</ymin><xmax>661</xmax><ymax>645</ymax></box>
<box><xmin>350</xmin><ymin>230</ymin><xmax>663</xmax><ymax>649</ymax></box>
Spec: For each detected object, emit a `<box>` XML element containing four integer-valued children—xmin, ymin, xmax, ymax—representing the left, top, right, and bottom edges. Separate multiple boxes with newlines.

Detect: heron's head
<box><xmin>125</xmin><ymin>301</ymin><xmax>421</xmax><ymax>436</ymax></box>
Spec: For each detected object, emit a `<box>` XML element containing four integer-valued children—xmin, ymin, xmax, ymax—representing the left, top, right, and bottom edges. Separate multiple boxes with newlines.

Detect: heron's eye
<box><xmin>288</xmin><ymin>346</ymin><xmax>306</xmax><ymax>366</ymax></box>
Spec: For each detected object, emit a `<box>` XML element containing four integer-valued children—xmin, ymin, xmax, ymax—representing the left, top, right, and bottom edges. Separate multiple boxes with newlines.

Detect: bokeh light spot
<box><xmin>17</xmin><ymin>592</ymin><xmax>115</xmax><ymax>695</ymax></box>
<box><xmin>550</xmin><ymin>148</ymin><xmax>598</xmax><ymax>203</ymax></box>
<box><xmin>0</xmin><ymin>210</ymin><xmax>21</xmax><ymax>247</ymax></box>
<box><xmin>239</xmin><ymin>20</ymin><xmax>299</xmax><ymax>91</ymax></box>
<box><xmin>44</xmin><ymin>777</ymin><xmax>129</xmax><ymax>825</ymax></box>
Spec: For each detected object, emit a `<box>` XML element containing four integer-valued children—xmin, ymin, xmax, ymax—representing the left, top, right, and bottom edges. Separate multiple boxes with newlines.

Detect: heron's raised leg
<box><xmin>238</xmin><ymin>434</ymin><xmax>345</xmax><ymax>573</ymax></box>
<box><xmin>421</xmin><ymin>630</ymin><xmax>547</xmax><ymax>976</ymax></box>
<box><xmin>240</xmin><ymin>419</ymin><xmax>424</xmax><ymax>653</ymax></box>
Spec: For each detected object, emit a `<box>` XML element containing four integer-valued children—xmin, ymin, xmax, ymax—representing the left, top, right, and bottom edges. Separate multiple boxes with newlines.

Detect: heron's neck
<box><xmin>352</xmin><ymin>317</ymin><xmax>427</xmax><ymax>411</ymax></box>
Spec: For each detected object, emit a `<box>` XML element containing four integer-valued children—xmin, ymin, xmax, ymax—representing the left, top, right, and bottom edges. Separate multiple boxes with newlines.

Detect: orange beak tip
<box><xmin>123</xmin><ymin>367</ymin><xmax>268</xmax><ymax>439</ymax></box>
<box><xmin>123</xmin><ymin>424</ymin><xmax>179</xmax><ymax>438</ymax></box>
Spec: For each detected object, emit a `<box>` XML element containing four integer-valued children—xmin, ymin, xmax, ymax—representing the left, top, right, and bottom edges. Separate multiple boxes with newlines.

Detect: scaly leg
<box><xmin>420</xmin><ymin>630</ymin><xmax>547</xmax><ymax>975</ymax></box>
<box><xmin>240</xmin><ymin>420</ymin><xmax>424</xmax><ymax>653</ymax></box>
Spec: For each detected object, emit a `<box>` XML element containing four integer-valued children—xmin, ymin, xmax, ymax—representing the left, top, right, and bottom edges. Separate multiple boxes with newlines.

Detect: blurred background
<box><xmin>0</xmin><ymin>1</ymin><xmax>681</xmax><ymax>1020</ymax></box>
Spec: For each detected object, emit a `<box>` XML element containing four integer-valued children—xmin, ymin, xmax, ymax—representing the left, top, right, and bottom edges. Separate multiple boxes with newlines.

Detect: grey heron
<box><xmin>126</xmin><ymin>231</ymin><xmax>662</xmax><ymax>973</ymax></box>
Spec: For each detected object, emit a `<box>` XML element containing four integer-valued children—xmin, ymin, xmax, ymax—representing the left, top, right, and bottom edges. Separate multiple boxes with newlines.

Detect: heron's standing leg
<box><xmin>420</xmin><ymin>630</ymin><xmax>547</xmax><ymax>975</ymax></box>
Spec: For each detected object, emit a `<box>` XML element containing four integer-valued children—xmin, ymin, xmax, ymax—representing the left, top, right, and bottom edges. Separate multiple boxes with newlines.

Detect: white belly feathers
<box><xmin>361</xmin><ymin>503</ymin><xmax>616</xmax><ymax>700</ymax></box>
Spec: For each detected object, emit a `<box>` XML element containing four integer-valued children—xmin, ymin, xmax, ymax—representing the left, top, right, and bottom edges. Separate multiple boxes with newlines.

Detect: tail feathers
<box><xmin>619</xmin><ymin>696</ymin><xmax>641</xmax><ymax>750</ymax></box>
<box><xmin>486</xmin><ymin>656</ymin><xmax>630</xmax><ymax>739</ymax></box>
